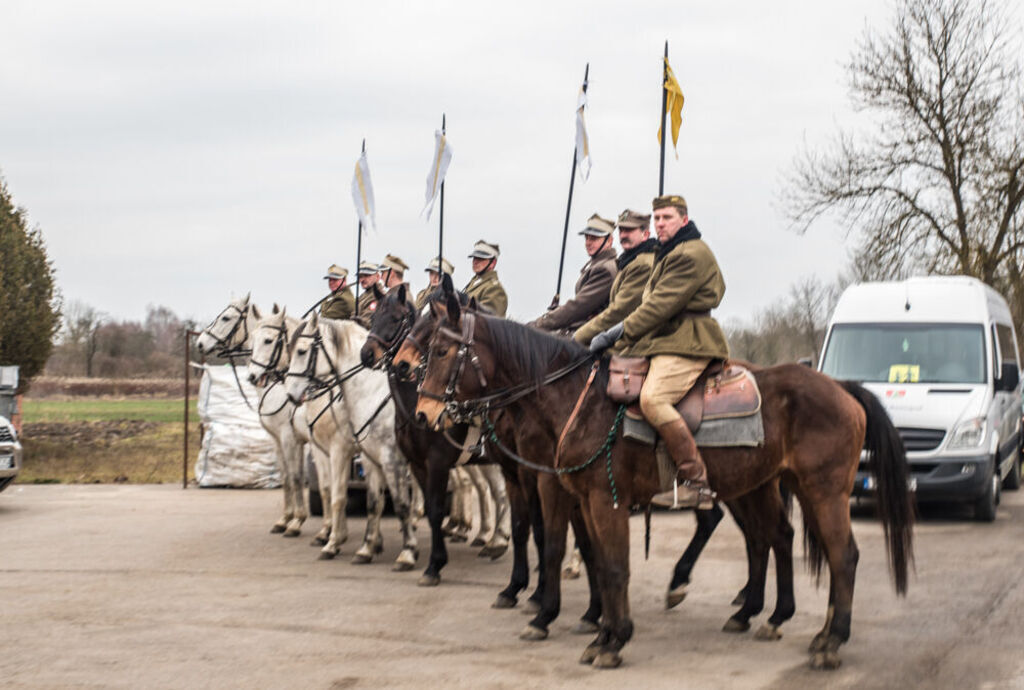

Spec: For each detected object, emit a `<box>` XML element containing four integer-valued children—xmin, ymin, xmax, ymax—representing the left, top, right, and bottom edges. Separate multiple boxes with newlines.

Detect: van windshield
<box><xmin>820</xmin><ymin>323</ymin><xmax>986</xmax><ymax>384</ymax></box>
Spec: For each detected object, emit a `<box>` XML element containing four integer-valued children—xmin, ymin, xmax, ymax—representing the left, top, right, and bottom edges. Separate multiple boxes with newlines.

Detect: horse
<box><xmin>196</xmin><ymin>295</ymin><xmax>314</xmax><ymax>537</ymax></box>
<box><xmin>414</xmin><ymin>295</ymin><xmax>914</xmax><ymax>670</ymax></box>
<box><xmin>285</xmin><ymin>313</ymin><xmax>421</xmax><ymax>570</ymax></box>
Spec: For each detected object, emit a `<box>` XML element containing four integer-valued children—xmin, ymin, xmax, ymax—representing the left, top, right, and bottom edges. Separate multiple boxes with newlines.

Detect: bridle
<box><xmin>365</xmin><ymin>304</ymin><xmax>417</xmax><ymax>371</ymax></box>
<box><xmin>203</xmin><ymin>303</ymin><xmax>251</xmax><ymax>358</ymax></box>
<box><xmin>286</xmin><ymin>328</ymin><xmax>362</xmax><ymax>403</ymax></box>
<box><xmin>249</xmin><ymin>322</ymin><xmax>288</xmax><ymax>385</ymax></box>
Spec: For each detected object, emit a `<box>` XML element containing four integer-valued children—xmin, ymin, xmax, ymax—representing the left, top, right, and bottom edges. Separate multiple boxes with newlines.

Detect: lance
<box><xmin>658</xmin><ymin>41</ymin><xmax>668</xmax><ymax>196</ymax></box>
<box><xmin>550</xmin><ymin>63</ymin><xmax>589</xmax><ymax>310</ymax></box>
<box><xmin>438</xmin><ymin>113</ymin><xmax>446</xmax><ymax>268</ymax></box>
<box><xmin>354</xmin><ymin>138</ymin><xmax>366</xmax><ymax>316</ymax></box>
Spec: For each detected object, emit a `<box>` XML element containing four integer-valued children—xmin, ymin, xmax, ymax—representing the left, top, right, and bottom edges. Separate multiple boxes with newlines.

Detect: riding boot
<box><xmin>650</xmin><ymin>418</ymin><xmax>716</xmax><ymax>510</ymax></box>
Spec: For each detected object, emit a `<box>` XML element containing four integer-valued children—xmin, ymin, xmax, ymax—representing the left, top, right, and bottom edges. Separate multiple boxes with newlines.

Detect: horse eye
<box><xmin>221</xmin><ymin>316</ymin><xmax>230</xmax><ymax>321</ymax></box>
<box><xmin>263</xmin><ymin>338</ymin><xmax>273</xmax><ymax>345</ymax></box>
<box><xmin>436</xmin><ymin>346</ymin><xmax>449</xmax><ymax>357</ymax></box>
<box><xmin>298</xmin><ymin>349</ymin><xmax>307</xmax><ymax>356</ymax></box>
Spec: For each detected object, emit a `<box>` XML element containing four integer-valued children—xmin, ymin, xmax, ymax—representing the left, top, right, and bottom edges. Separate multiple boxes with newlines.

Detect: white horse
<box><xmin>285</xmin><ymin>313</ymin><xmax>420</xmax><ymax>570</ymax></box>
<box><xmin>197</xmin><ymin>295</ymin><xmax>319</xmax><ymax>538</ymax></box>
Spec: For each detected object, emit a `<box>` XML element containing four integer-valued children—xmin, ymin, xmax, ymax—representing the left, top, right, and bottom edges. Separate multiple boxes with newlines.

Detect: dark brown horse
<box><xmin>414</xmin><ymin>295</ymin><xmax>914</xmax><ymax>670</ymax></box>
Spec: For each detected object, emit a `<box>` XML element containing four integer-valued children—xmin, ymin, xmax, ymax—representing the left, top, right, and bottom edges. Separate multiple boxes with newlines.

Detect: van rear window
<box><xmin>821</xmin><ymin>323</ymin><xmax>986</xmax><ymax>384</ymax></box>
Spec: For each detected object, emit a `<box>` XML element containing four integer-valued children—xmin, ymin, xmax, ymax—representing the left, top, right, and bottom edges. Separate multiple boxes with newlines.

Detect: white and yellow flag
<box><xmin>657</xmin><ymin>56</ymin><xmax>685</xmax><ymax>159</ymax></box>
<box><xmin>351</xmin><ymin>149</ymin><xmax>376</xmax><ymax>231</ymax></box>
<box><xmin>575</xmin><ymin>79</ymin><xmax>591</xmax><ymax>181</ymax></box>
<box><xmin>422</xmin><ymin>129</ymin><xmax>452</xmax><ymax>221</ymax></box>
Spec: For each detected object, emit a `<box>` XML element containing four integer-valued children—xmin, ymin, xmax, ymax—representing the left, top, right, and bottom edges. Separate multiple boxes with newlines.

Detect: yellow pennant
<box><xmin>657</xmin><ymin>57</ymin><xmax>684</xmax><ymax>159</ymax></box>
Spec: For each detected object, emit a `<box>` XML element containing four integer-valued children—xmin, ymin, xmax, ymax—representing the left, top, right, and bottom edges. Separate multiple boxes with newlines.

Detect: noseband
<box><xmin>203</xmin><ymin>303</ymin><xmax>251</xmax><ymax>357</ymax></box>
<box><xmin>366</xmin><ymin>308</ymin><xmax>416</xmax><ymax>370</ymax></box>
<box><xmin>418</xmin><ymin>312</ymin><xmax>489</xmax><ymax>417</ymax></box>
<box><xmin>249</xmin><ymin>322</ymin><xmax>288</xmax><ymax>383</ymax></box>
<box><xmin>287</xmin><ymin>328</ymin><xmax>364</xmax><ymax>402</ymax></box>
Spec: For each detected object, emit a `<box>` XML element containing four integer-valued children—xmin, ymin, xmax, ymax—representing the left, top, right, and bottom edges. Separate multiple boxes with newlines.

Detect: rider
<box><xmin>320</xmin><ymin>264</ymin><xmax>355</xmax><ymax>320</ymax></box>
<box><xmin>589</xmin><ymin>194</ymin><xmax>729</xmax><ymax>510</ymax></box>
<box><xmin>573</xmin><ymin>209</ymin><xmax>658</xmax><ymax>347</ymax></box>
<box><xmin>355</xmin><ymin>260</ymin><xmax>382</xmax><ymax>328</ymax></box>
<box><xmin>380</xmin><ymin>254</ymin><xmax>410</xmax><ymax>292</ymax></box>
<box><xmin>529</xmin><ymin>213</ymin><xmax>617</xmax><ymax>334</ymax></box>
<box><xmin>463</xmin><ymin>240</ymin><xmax>508</xmax><ymax>317</ymax></box>
<box><xmin>415</xmin><ymin>257</ymin><xmax>454</xmax><ymax>310</ymax></box>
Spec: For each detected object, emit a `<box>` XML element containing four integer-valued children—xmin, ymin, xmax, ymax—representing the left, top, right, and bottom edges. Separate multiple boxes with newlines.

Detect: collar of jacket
<box><xmin>589</xmin><ymin>246</ymin><xmax>617</xmax><ymax>265</ymax></box>
<box><xmin>616</xmin><ymin>238</ymin><xmax>659</xmax><ymax>270</ymax></box>
<box><xmin>655</xmin><ymin>221</ymin><xmax>701</xmax><ymax>261</ymax></box>
<box><xmin>466</xmin><ymin>270</ymin><xmax>498</xmax><ymax>288</ymax></box>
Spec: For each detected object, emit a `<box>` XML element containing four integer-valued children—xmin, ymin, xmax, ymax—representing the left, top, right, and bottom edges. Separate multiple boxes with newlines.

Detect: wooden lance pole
<box><xmin>438</xmin><ymin>114</ymin><xmax>446</xmax><ymax>268</ymax></box>
<box><xmin>658</xmin><ymin>41</ymin><xmax>669</xmax><ymax>196</ymax></box>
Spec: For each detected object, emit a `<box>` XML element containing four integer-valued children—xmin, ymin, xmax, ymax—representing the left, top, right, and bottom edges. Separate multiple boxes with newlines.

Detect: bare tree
<box><xmin>62</xmin><ymin>300</ymin><xmax>104</xmax><ymax>377</ymax></box>
<box><xmin>786</xmin><ymin>0</ymin><xmax>1024</xmax><ymax>324</ymax></box>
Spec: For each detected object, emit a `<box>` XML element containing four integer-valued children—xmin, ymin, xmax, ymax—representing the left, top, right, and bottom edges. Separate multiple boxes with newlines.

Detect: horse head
<box><xmin>196</xmin><ymin>293</ymin><xmax>253</xmax><ymax>356</ymax></box>
<box><xmin>360</xmin><ymin>283</ymin><xmax>416</xmax><ymax>369</ymax></box>
<box><xmin>247</xmin><ymin>305</ymin><xmax>296</xmax><ymax>388</ymax></box>
<box><xmin>285</xmin><ymin>312</ymin><xmax>334</xmax><ymax>403</ymax></box>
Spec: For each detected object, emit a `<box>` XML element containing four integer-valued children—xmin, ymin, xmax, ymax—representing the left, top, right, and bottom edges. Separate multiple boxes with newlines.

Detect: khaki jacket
<box><xmin>320</xmin><ymin>288</ymin><xmax>355</xmax><ymax>321</ymax></box>
<box><xmin>463</xmin><ymin>270</ymin><xmax>508</xmax><ymax>317</ymax></box>
<box><xmin>574</xmin><ymin>243</ymin><xmax>656</xmax><ymax>345</ymax></box>
<box><xmin>415</xmin><ymin>286</ymin><xmax>434</xmax><ymax>311</ymax></box>
<box><xmin>355</xmin><ymin>289</ymin><xmax>378</xmax><ymax>329</ymax></box>
<box><xmin>620</xmin><ymin>229</ymin><xmax>729</xmax><ymax>360</ymax></box>
<box><xmin>531</xmin><ymin>247</ymin><xmax>617</xmax><ymax>333</ymax></box>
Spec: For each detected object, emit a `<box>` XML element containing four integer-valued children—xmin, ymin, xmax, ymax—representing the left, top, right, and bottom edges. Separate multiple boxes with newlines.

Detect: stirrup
<box><xmin>650</xmin><ymin>479</ymin><xmax>716</xmax><ymax>511</ymax></box>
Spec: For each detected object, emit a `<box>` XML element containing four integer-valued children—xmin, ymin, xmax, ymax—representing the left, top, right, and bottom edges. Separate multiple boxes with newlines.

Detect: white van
<box><xmin>819</xmin><ymin>276</ymin><xmax>1022</xmax><ymax>521</ymax></box>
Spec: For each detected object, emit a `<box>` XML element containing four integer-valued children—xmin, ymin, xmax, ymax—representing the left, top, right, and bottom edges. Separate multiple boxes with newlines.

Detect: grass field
<box><xmin>18</xmin><ymin>398</ymin><xmax>201</xmax><ymax>484</ymax></box>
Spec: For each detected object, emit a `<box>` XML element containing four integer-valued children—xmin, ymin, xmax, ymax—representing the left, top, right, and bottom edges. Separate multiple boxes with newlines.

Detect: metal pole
<box><xmin>659</xmin><ymin>41</ymin><xmax>669</xmax><ymax>196</ymax></box>
<box><xmin>551</xmin><ymin>63</ymin><xmax>589</xmax><ymax>310</ymax></box>
<box><xmin>183</xmin><ymin>329</ymin><xmax>199</xmax><ymax>489</ymax></box>
<box><xmin>438</xmin><ymin>113</ymin><xmax>446</xmax><ymax>267</ymax></box>
<box><xmin>354</xmin><ymin>139</ymin><xmax>366</xmax><ymax>316</ymax></box>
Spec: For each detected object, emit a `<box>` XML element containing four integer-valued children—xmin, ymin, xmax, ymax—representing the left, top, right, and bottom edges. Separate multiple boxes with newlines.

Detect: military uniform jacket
<box><xmin>355</xmin><ymin>289</ymin><xmax>378</xmax><ymax>329</ymax></box>
<box><xmin>320</xmin><ymin>288</ymin><xmax>355</xmax><ymax>320</ymax></box>
<box><xmin>415</xmin><ymin>286</ymin><xmax>434</xmax><ymax>311</ymax></box>
<box><xmin>462</xmin><ymin>270</ymin><xmax>508</xmax><ymax>317</ymax></box>
<box><xmin>619</xmin><ymin>224</ymin><xmax>729</xmax><ymax>360</ymax></box>
<box><xmin>532</xmin><ymin>247</ymin><xmax>617</xmax><ymax>333</ymax></box>
<box><xmin>573</xmin><ymin>241</ymin><xmax>657</xmax><ymax>345</ymax></box>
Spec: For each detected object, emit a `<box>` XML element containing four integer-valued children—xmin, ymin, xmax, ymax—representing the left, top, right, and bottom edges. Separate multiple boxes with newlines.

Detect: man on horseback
<box><xmin>590</xmin><ymin>195</ymin><xmax>729</xmax><ymax>510</ymax></box>
<box><xmin>574</xmin><ymin>209</ymin><xmax>658</xmax><ymax>347</ymax></box>
<box><xmin>320</xmin><ymin>264</ymin><xmax>355</xmax><ymax>320</ymax></box>
<box><xmin>356</xmin><ymin>260</ymin><xmax>382</xmax><ymax>328</ymax></box>
<box><xmin>463</xmin><ymin>240</ymin><xmax>508</xmax><ymax>317</ymax></box>
<box><xmin>415</xmin><ymin>257</ymin><xmax>454</xmax><ymax>310</ymax></box>
<box><xmin>380</xmin><ymin>254</ymin><xmax>410</xmax><ymax>290</ymax></box>
<box><xmin>529</xmin><ymin>213</ymin><xmax>617</xmax><ymax>334</ymax></box>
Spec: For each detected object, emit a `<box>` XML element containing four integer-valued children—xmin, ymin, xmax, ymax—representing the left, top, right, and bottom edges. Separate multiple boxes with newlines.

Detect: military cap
<box><xmin>468</xmin><ymin>240</ymin><xmax>500</xmax><ymax>259</ymax></box>
<box><xmin>652</xmin><ymin>194</ymin><xmax>688</xmax><ymax>214</ymax></box>
<box><xmin>578</xmin><ymin>213</ymin><xmax>616</xmax><ymax>237</ymax></box>
<box><xmin>380</xmin><ymin>254</ymin><xmax>409</xmax><ymax>274</ymax></box>
<box><xmin>323</xmin><ymin>264</ymin><xmax>349</xmax><ymax>280</ymax></box>
<box><xmin>357</xmin><ymin>260</ymin><xmax>380</xmax><ymax>276</ymax></box>
<box><xmin>616</xmin><ymin>209</ymin><xmax>651</xmax><ymax>229</ymax></box>
<box><xmin>425</xmin><ymin>257</ymin><xmax>455</xmax><ymax>276</ymax></box>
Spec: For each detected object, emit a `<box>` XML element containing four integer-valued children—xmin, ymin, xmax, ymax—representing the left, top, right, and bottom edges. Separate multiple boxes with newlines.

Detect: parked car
<box><xmin>0</xmin><ymin>415</ymin><xmax>22</xmax><ymax>493</ymax></box>
<box><xmin>819</xmin><ymin>276</ymin><xmax>1022</xmax><ymax>521</ymax></box>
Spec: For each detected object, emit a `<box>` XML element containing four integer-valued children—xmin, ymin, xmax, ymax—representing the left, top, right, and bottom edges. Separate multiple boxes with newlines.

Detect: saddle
<box><xmin>609</xmin><ymin>356</ymin><xmax>761</xmax><ymax>433</ymax></box>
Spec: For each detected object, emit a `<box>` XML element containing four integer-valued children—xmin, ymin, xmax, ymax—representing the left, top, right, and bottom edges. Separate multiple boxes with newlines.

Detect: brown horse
<box><xmin>414</xmin><ymin>295</ymin><xmax>914</xmax><ymax>670</ymax></box>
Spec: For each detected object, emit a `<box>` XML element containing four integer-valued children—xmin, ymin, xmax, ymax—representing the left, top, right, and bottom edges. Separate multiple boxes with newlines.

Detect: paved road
<box><xmin>2</xmin><ymin>484</ymin><xmax>1024</xmax><ymax>689</ymax></box>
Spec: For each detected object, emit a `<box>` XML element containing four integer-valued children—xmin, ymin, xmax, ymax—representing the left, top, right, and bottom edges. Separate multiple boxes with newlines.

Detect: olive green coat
<box><xmin>531</xmin><ymin>247</ymin><xmax>617</xmax><ymax>333</ymax></box>
<box><xmin>619</xmin><ymin>238</ymin><xmax>729</xmax><ymax>359</ymax></box>
<box><xmin>574</xmin><ymin>250</ymin><xmax>654</xmax><ymax>345</ymax></box>
<box><xmin>462</xmin><ymin>270</ymin><xmax>508</xmax><ymax>317</ymax></box>
<box><xmin>320</xmin><ymin>288</ymin><xmax>355</xmax><ymax>320</ymax></box>
<box><xmin>355</xmin><ymin>289</ymin><xmax>378</xmax><ymax>329</ymax></box>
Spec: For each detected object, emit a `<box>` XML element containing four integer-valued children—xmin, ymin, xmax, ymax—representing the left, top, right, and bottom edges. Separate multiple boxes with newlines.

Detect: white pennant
<box><xmin>422</xmin><ymin>129</ymin><xmax>453</xmax><ymax>221</ymax></box>
<box><xmin>351</xmin><ymin>149</ymin><xmax>376</xmax><ymax>232</ymax></box>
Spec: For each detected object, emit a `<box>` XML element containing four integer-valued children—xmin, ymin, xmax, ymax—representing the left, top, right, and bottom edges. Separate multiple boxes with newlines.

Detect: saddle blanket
<box><xmin>623</xmin><ymin>411</ymin><xmax>765</xmax><ymax>448</ymax></box>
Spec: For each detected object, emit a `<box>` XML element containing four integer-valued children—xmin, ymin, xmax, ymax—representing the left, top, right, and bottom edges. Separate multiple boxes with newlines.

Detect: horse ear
<box><xmin>279</xmin><ymin>306</ymin><xmax>287</xmax><ymax>319</ymax></box>
<box><xmin>372</xmin><ymin>283</ymin><xmax>385</xmax><ymax>301</ymax></box>
<box><xmin>309</xmin><ymin>311</ymin><xmax>320</xmax><ymax>330</ymax></box>
<box><xmin>252</xmin><ymin>304</ymin><xmax>263</xmax><ymax>320</ymax></box>
<box><xmin>243</xmin><ymin>292</ymin><xmax>251</xmax><ymax>305</ymax></box>
<box><xmin>441</xmin><ymin>273</ymin><xmax>454</xmax><ymax>295</ymax></box>
<box><xmin>396</xmin><ymin>283</ymin><xmax>408</xmax><ymax>304</ymax></box>
<box><xmin>468</xmin><ymin>296</ymin><xmax>480</xmax><ymax>311</ymax></box>
<box><xmin>446</xmin><ymin>292</ymin><xmax>462</xmax><ymax>325</ymax></box>
<box><xmin>272</xmin><ymin>303</ymin><xmax>279</xmax><ymax>314</ymax></box>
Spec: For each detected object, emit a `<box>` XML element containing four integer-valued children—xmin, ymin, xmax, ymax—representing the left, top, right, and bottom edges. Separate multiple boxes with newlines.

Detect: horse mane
<box><xmin>478</xmin><ymin>315</ymin><xmax>588</xmax><ymax>383</ymax></box>
<box><xmin>323</xmin><ymin>317</ymin><xmax>368</xmax><ymax>358</ymax></box>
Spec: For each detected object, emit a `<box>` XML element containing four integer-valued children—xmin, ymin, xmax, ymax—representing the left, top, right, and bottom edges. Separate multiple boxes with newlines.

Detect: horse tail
<box><xmin>839</xmin><ymin>380</ymin><xmax>915</xmax><ymax>595</ymax></box>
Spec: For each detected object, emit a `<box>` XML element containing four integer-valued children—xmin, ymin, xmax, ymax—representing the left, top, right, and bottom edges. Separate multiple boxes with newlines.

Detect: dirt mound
<box><xmin>23</xmin><ymin>420</ymin><xmax>160</xmax><ymax>443</ymax></box>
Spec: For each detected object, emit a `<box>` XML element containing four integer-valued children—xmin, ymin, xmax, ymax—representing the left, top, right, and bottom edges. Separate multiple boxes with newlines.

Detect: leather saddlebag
<box><xmin>607</xmin><ymin>356</ymin><xmax>649</xmax><ymax>404</ymax></box>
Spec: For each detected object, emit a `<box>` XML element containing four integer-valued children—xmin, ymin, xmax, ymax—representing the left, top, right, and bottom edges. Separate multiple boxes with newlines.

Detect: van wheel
<box><xmin>1003</xmin><ymin>451</ymin><xmax>1022</xmax><ymax>491</ymax></box>
<box><xmin>975</xmin><ymin>471</ymin><xmax>999</xmax><ymax>522</ymax></box>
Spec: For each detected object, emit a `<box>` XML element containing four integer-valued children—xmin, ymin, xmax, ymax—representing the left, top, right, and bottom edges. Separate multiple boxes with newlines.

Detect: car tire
<box><xmin>1004</xmin><ymin>449</ymin><xmax>1022</xmax><ymax>491</ymax></box>
<box><xmin>975</xmin><ymin>468</ymin><xmax>999</xmax><ymax>522</ymax></box>
<box><xmin>309</xmin><ymin>488</ymin><xmax>323</xmax><ymax>517</ymax></box>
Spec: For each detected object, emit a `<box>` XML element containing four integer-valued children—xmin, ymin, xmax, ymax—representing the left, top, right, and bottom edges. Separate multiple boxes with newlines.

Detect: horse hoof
<box><xmin>270</xmin><ymin>524</ymin><xmax>287</xmax><ymax>534</ymax></box>
<box><xmin>722</xmin><ymin>617</ymin><xmax>750</xmax><ymax>633</ymax></box>
<box><xmin>579</xmin><ymin>644</ymin><xmax>601</xmax><ymax>665</ymax></box>
<box><xmin>392</xmin><ymin>560</ymin><xmax>415</xmax><ymax>572</ymax></box>
<box><xmin>318</xmin><ymin>550</ymin><xmax>336</xmax><ymax>561</ymax></box>
<box><xmin>492</xmin><ymin>594</ymin><xmax>517</xmax><ymax>609</ymax></box>
<box><xmin>521</xmin><ymin>599</ymin><xmax>541</xmax><ymax>615</ymax></box>
<box><xmin>449</xmin><ymin>534</ymin><xmax>467</xmax><ymax>543</ymax></box>
<box><xmin>592</xmin><ymin>651</ymin><xmax>622</xmax><ymax>669</ymax></box>
<box><xmin>470</xmin><ymin>537</ymin><xmax>487</xmax><ymax>547</ymax></box>
<box><xmin>571</xmin><ymin>619</ymin><xmax>600</xmax><ymax>635</ymax></box>
<box><xmin>808</xmin><ymin>633</ymin><xmax>828</xmax><ymax>653</ymax></box>
<box><xmin>487</xmin><ymin>544</ymin><xmax>508</xmax><ymax>560</ymax></box>
<box><xmin>519</xmin><ymin>624</ymin><xmax>549</xmax><ymax>641</ymax></box>
<box><xmin>310</xmin><ymin>537</ymin><xmax>328</xmax><ymax>546</ymax></box>
<box><xmin>418</xmin><ymin>574</ymin><xmax>440</xmax><ymax>587</ymax></box>
<box><xmin>810</xmin><ymin>650</ymin><xmax>842</xmax><ymax>670</ymax></box>
<box><xmin>754</xmin><ymin>624</ymin><xmax>782</xmax><ymax>641</ymax></box>
<box><xmin>562</xmin><ymin>566</ymin><xmax>581</xmax><ymax>580</ymax></box>
<box><xmin>731</xmin><ymin>592</ymin><xmax>746</xmax><ymax>606</ymax></box>
<box><xmin>665</xmin><ymin>584</ymin><xmax>687</xmax><ymax>609</ymax></box>
<box><xmin>283</xmin><ymin>528</ymin><xmax>301</xmax><ymax>538</ymax></box>
<box><xmin>351</xmin><ymin>552</ymin><xmax>373</xmax><ymax>565</ymax></box>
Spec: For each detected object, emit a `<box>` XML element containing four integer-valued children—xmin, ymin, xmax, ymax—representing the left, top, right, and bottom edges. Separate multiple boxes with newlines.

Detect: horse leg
<box><xmin>520</xmin><ymin>473</ymin><xmax>570</xmax><ymax>641</ymax></box>
<box><xmin>269</xmin><ymin>435</ymin><xmax>291</xmax><ymax>534</ymax></box>
<box><xmin>320</xmin><ymin>436</ymin><xmax>352</xmax><ymax>560</ymax></box>
<box><xmin>479</xmin><ymin>463</ymin><xmax>511</xmax><ymax>559</ymax></box>
<box><xmin>666</xmin><ymin>501</ymin><xmax>724</xmax><ymax>608</ymax></box>
<box><xmin>282</xmin><ymin>432</ymin><xmax>307</xmax><ymax>537</ymax></box>
<box><xmin>419</xmin><ymin>453</ymin><xmax>451</xmax><ymax>587</ymax></box>
<box><xmin>723</xmin><ymin>494</ymin><xmax>770</xmax><ymax>633</ymax></box>
<box><xmin>309</xmin><ymin>444</ymin><xmax>333</xmax><ymax>546</ymax></box>
<box><xmin>465</xmin><ymin>465</ymin><xmax>494</xmax><ymax>548</ymax></box>
<box><xmin>570</xmin><ymin>502</ymin><xmax>601</xmax><ymax>634</ymax></box>
<box><xmin>494</xmin><ymin>468</ymin><xmax>531</xmax><ymax>607</ymax></box>
<box><xmin>353</xmin><ymin>461</ymin><xmax>386</xmax><ymax>564</ymax></box>
<box><xmin>377</xmin><ymin>448</ymin><xmax>419</xmax><ymax>572</ymax></box>
<box><xmin>806</xmin><ymin>497</ymin><xmax>860</xmax><ymax>670</ymax></box>
<box><xmin>577</xmin><ymin>490</ymin><xmax>633</xmax><ymax>669</ymax></box>
<box><xmin>525</xmin><ymin>472</ymin><xmax>546</xmax><ymax>612</ymax></box>
<box><xmin>447</xmin><ymin>468</ymin><xmax>471</xmax><ymax>542</ymax></box>
<box><xmin>757</xmin><ymin>490</ymin><xmax>796</xmax><ymax>641</ymax></box>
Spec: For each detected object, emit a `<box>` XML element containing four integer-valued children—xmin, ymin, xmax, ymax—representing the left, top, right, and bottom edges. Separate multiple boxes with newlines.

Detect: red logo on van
<box><xmin>885</xmin><ymin>390</ymin><xmax>906</xmax><ymax>398</ymax></box>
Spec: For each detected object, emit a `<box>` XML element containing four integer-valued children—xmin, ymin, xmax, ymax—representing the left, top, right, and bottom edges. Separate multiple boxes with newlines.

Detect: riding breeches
<box><xmin>639</xmin><ymin>354</ymin><xmax>712</xmax><ymax>427</ymax></box>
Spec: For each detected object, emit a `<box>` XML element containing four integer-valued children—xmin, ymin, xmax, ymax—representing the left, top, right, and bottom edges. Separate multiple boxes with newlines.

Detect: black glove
<box><xmin>589</xmin><ymin>322</ymin><xmax>625</xmax><ymax>353</ymax></box>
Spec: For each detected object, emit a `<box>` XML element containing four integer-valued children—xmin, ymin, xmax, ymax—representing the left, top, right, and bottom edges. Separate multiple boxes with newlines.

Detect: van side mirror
<box><xmin>997</xmin><ymin>362</ymin><xmax>1019</xmax><ymax>392</ymax></box>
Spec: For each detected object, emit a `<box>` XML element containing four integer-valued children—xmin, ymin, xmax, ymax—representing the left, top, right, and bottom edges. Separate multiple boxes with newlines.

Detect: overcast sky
<box><xmin>1</xmin><ymin>0</ymin><xmax>906</xmax><ymax>328</ymax></box>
